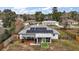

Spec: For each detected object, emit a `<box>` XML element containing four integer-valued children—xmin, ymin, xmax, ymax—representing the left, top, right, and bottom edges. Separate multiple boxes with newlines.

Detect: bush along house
<box><xmin>18</xmin><ymin>25</ymin><xmax>60</xmax><ymax>45</ymax></box>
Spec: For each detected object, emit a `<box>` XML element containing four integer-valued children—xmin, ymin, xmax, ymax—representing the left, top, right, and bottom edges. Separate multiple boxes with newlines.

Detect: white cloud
<box><xmin>11</xmin><ymin>7</ymin><xmax>52</xmax><ymax>14</ymax></box>
<box><xmin>11</xmin><ymin>7</ymin><xmax>28</xmax><ymax>14</ymax></box>
<box><xmin>42</xmin><ymin>7</ymin><xmax>51</xmax><ymax>10</ymax></box>
<box><xmin>69</xmin><ymin>8</ymin><xmax>74</xmax><ymax>11</ymax></box>
<box><xmin>11</xmin><ymin>7</ymin><xmax>36</xmax><ymax>14</ymax></box>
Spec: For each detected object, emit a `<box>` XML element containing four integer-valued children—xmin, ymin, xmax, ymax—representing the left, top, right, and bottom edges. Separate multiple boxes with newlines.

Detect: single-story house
<box><xmin>18</xmin><ymin>25</ymin><xmax>60</xmax><ymax>45</ymax></box>
<box><xmin>61</xmin><ymin>19</ymin><xmax>78</xmax><ymax>25</ymax></box>
<box><xmin>42</xmin><ymin>20</ymin><xmax>59</xmax><ymax>26</ymax></box>
<box><xmin>25</xmin><ymin>20</ymin><xmax>38</xmax><ymax>25</ymax></box>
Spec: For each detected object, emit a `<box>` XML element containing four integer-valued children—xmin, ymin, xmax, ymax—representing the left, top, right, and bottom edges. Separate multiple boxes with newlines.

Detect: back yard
<box><xmin>2</xmin><ymin>26</ymin><xmax>79</xmax><ymax>51</ymax></box>
<box><xmin>2</xmin><ymin>39</ymin><xmax>79</xmax><ymax>51</ymax></box>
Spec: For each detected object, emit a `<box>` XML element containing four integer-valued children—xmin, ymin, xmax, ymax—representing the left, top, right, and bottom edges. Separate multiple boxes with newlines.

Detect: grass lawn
<box><xmin>58</xmin><ymin>30</ymin><xmax>67</xmax><ymax>36</ymax></box>
<box><xmin>50</xmin><ymin>40</ymin><xmax>79</xmax><ymax>51</ymax></box>
<box><xmin>73</xmin><ymin>24</ymin><xmax>79</xmax><ymax>26</ymax></box>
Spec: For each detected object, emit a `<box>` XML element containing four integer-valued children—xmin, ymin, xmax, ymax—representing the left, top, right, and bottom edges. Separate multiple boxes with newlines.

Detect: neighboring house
<box><xmin>42</xmin><ymin>20</ymin><xmax>59</xmax><ymax>26</ymax></box>
<box><xmin>25</xmin><ymin>20</ymin><xmax>38</xmax><ymax>25</ymax></box>
<box><xmin>18</xmin><ymin>25</ymin><xmax>60</xmax><ymax>45</ymax></box>
<box><xmin>61</xmin><ymin>19</ymin><xmax>78</xmax><ymax>25</ymax></box>
<box><xmin>0</xmin><ymin>20</ymin><xmax>3</xmax><ymax>27</ymax></box>
<box><xmin>44</xmin><ymin>15</ymin><xmax>52</xmax><ymax>20</ymax></box>
<box><xmin>24</xmin><ymin>22</ymin><xmax>29</xmax><ymax>26</ymax></box>
<box><xmin>28</xmin><ymin>14</ymin><xmax>35</xmax><ymax>20</ymax></box>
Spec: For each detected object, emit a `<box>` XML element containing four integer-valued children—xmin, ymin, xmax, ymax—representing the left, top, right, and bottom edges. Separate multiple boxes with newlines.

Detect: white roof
<box><xmin>19</xmin><ymin>25</ymin><xmax>60</xmax><ymax>34</ymax></box>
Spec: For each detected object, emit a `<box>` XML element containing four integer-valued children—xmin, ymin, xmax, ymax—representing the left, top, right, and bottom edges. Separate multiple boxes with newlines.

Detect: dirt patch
<box><xmin>2</xmin><ymin>40</ymin><xmax>79</xmax><ymax>51</ymax></box>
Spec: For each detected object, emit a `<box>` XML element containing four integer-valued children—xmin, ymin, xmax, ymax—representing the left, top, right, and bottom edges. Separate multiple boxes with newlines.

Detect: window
<box><xmin>53</xmin><ymin>34</ymin><xmax>55</xmax><ymax>36</ymax></box>
<box><xmin>46</xmin><ymin>38</ymin><xmax>50</xmax><ymax>42</ymax></box>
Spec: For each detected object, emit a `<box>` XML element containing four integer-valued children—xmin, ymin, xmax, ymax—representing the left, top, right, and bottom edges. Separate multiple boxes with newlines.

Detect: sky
<box><xmin>0</xmin><ymin>7</ymin><xmax>79</xmax><ymax>14</ymax></box>
<box><xmin>0</xmin><ymin>0</ymin><xmax>79</xmax><ymax>14</ymax></box>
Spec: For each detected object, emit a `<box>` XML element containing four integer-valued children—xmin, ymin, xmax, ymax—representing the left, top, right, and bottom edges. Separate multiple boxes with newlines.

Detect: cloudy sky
<box><xmin>0</xmin><ymin>7</ymin><xmax>79</xmax><ymax>14</ymax></box>
<box><xmin>0</xmin><ymin>0</ymin><xmax>79</xmax><ymax>14</ymax></box>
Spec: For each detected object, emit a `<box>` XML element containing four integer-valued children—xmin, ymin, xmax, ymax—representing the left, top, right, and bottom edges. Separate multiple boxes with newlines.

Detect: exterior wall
<box><xmin>51</xmin><ymin>34</ymin><xmax>59</xmax><ymax>39</ymax></box>
<box><xmin>35</xmin><ymin>33</ymin><xmax>52</xmax><ymax>38</ymax></box>
<box><xmin>19</xmin><ymin>35</ymin><xmax>23</xmax><ymax>39</ymax></box>
<box><xmin>42</xmin><ymin>21</ymin><xmax>59</xmax><ymax>26</ymax></box>
<box><xmin>19</xmin><ymin>33</ymin><xmax>59</xmax><ymax>40</ymax></box>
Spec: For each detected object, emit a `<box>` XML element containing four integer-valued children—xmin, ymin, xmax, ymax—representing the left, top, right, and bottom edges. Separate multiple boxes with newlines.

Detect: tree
<box><xmin>63</xmin><ymin>21</ymin><xmax>69</xmax><ymax>29</ymax></box>
<box><xmin>0</xmin><ymin>10</ymin><xmax>1</xmax><ymax>13</ymax></box>
<box><xmin>52</xmin><ymin>7</ymin><xmax>62</xmax><ymax>21</ymax></box>
<box><xmin>52</xmin><ymin>7</ymin><xmax>58</xmax><ymax>13</ymax></box>
<box><xmin>2</xmin><ymin>9</ymin><xmax>16</xmax><ymax>28</ymax></box>
<box><xmin>52</xmin><ymin>12</ymin><xmax>62</xmax><ymax>21</ymax></box>
<box><xmin>70</xmin><ymin>11</ymin><xmax>77</xmax><ymax>20</ymax></box>
<box><xmin>3</xmin><ymin>9</ymin><xmax>12</xmax><ymax>13</ymax></box>
<box><xmin>22</xmin><ymin>14</ymin><xmax>28</xmax><ymax>21</ymax></box>
<box><xmin>35</xmin><ymin>11</ymin><xmax>44</xmax><ymax>21</ymax></box>
<box><xmin>63</xmin><ymin>11</ymin><xmax>66</xmax><ymax>14</ymax></box>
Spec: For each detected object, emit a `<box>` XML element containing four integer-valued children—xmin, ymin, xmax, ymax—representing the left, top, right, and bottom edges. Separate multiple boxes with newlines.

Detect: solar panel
<box><xmin>26</xmin><ymin>29</ymin><xmax>53</xmax><ymax>33</ymax></box>
<box><xmin>30</xmin><ymin>27</ymin><xmax>47</xmax><ymax>31</ymax></box>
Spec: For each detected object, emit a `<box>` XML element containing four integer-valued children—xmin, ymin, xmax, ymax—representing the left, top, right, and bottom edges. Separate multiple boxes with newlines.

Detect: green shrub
<box><xmin>41</xmin><ymin>42</ymin><xmax>49</xmax><ymax>49</ymax></box>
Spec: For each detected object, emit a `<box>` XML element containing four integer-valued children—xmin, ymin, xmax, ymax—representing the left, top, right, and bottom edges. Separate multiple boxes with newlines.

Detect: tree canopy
<box><xmin>52</xmin><ymin>7</ymin><xmax>62</xmax><ymax>21</ymax></box>
<box><xmin>35</xmin><ymin>11</ymin><xmax>44</xmax><ymax>21</ymax></box>
<box><xmin>2</xmin><ymin>9</ymin><xmax>16</xmax><ymax>28</ymax></box>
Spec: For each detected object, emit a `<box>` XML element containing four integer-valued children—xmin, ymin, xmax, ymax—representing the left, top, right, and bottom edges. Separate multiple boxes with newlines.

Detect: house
<box><xmin>61</xmin><ymin>19</ymin><xmax>78</xmax><ymax>25</ymax></box>
<box><xmin>18</xmin><ymin>25</ymin><xmax>60</xmax><ymax>45</ymax></box>
<box><xmin>42</xmin><ymin>20</ymin><xmax>59</xmax><ymax>26</ymax></box>
<box><xmin>44</xmin><ymin>15</ymin><xmax>52</xmax><ymax>20</ymax></box>
<box><xmin>25</xmin><ymin>20</ymin><xmax>37</xmax><ymax>25</ymax></box>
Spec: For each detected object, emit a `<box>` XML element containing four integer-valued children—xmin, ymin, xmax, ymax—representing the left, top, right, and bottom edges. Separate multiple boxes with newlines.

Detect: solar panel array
<box><xmin>26</xmin><ymin>27</ymin><xmax>53</xmax><ymax>33</ymax></box>
<box><xmin>30</xmin><ymin>27</ymin><xmax>46</xmax><ymax>30</ymax></box>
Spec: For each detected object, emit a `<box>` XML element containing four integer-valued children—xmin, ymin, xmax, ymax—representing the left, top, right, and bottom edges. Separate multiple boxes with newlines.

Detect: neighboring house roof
<box><xmin>26</xmin><ymin>20</ymin><xmax>36</xmax><ymax>23</ymax></box>
<box><xmin>42</xmin><ymin>20</ymin><xmax>58</xmax><ymax>23</ymax></box>
<box><xmin>19</xmin><ymin>25</ymin><xmax>60</xmax><ymax>34</ymax></box>
<box><xmin>62</xmin><ymin>19</ymin><xmax>77</xmax><ymax>22</ymax></box>
<box><xmin>61</xmin><ymin>19</ymin><xmax>78</xmax><ymax>25</ymax></box>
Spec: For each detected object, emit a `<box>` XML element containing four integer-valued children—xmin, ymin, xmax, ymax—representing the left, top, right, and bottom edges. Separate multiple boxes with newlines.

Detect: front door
<box><xmin>38</xmin><ymin>37</ymin><xmax>50</xmax><ymax>44</ymax></box>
